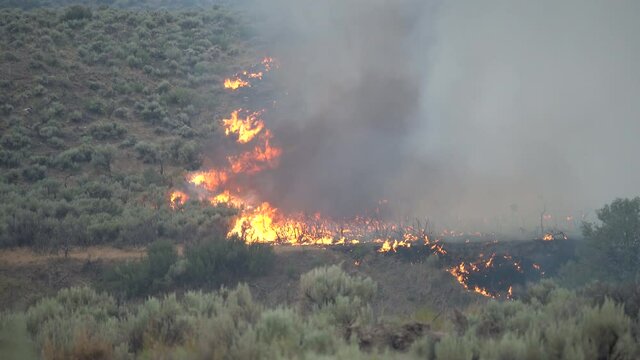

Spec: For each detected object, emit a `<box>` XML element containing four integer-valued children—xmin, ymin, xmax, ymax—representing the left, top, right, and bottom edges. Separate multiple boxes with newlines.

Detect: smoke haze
<box><xmin>239</xmin><ymin>0</ymin><xmax>640</xmax><ymax>231</ymax></box>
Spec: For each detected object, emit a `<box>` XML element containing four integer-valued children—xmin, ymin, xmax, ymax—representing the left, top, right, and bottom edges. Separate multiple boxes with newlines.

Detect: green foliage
<box><xmin>61</xmin><ymin>6</ymin><xmax>93</xmax><ymax>22</ymax></box>
<box><xmin>147</xmin><ymin>240</ymin><xmax>177</xmax><ymax>279</ymax></box>
<box><xmin>103</xmin><ymin>240</ymin><xmax>175</xmax><ymax>298</ymax></box>
<box><xmin>562</xmin><ymin>197</ymin><xmax>640</xmax><ymax>285</ymax></box>
<box><xmin>0</xmin><ymin>4</ymin><xmax>251</xmax><ymax>252</ymax></box>
<box><xmin>434</xmin><ymin>336</ymin><xmax>473</xmax><ymax>360</ymax></box>
<box><xmin>21</xmin><ymin>165</ymin><xmax>47</xmax><ymax>182</ymax></box>
<box><xmin>183</xmin><ymin>235</ymin><xmax>275</xmax><ymax>285</ymax></box>
<box><xmin>583</xmin><ymin>198</ymin><xmax>640</xmax><ymax>281</ymax></box>
<box><xmin>0</xmin><ymin>314</ymin><xmax>38</xmax><ymax>360</ymax></box>
<box><xmin>298</xmin><ymin>265</ymin><xmax>376</xmax><ymax>313</ymax></box>
<box><xmin>89</xmin><ymin>122</ymin><xmax>127</xmax><ymax>140</ymax></box>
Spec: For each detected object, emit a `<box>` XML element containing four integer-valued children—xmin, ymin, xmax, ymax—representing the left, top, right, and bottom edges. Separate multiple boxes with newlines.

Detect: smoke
<box><xmin>237</xmin><ymin>0</ymin><xmax>640</xmax><ymax>231</ymax></box>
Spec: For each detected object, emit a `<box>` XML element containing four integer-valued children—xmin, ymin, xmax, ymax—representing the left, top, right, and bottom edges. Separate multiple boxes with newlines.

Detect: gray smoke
<box><xmin>238</xmin><ymin>0</ymin><xmax>640</xmax><ymax>232</ymax></box>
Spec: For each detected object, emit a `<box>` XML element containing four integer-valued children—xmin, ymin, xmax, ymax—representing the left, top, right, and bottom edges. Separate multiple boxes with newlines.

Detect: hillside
<box><xmin>1</xmin><ymin>3</ymin><xmax>639</xmax><ymax>360</ymax></box>
<box><xmin>0</xmin><ymin>5</ymin><xmax>253</xmax><ymax>249</ymax></box>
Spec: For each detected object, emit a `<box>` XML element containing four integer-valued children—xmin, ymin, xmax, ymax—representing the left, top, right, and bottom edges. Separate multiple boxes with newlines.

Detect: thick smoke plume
<box><xmin>237</xmin><ymin>0</ymin><xmax>640</xmax><ymax>232</ymax></box>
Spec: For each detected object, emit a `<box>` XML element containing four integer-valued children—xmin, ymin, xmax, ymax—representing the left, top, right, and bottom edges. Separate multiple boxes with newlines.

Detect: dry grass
<box><xmin>0</xmin><ymin>246</ymin><xmax>146</xmax><ymax>266</ymax></box>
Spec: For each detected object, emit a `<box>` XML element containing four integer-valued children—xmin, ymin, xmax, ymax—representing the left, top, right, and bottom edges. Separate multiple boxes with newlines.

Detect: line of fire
<box><xmin>168</xmin><ymin>57</ymin><xmax>572</xmax><ymax>299</ymax></box>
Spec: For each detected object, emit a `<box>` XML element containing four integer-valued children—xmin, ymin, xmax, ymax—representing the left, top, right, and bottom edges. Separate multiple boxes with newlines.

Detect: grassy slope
<box><xmin>0</xmin><ymin>4</ymin><xmax>256</xmax><ymax>249</ymax></box>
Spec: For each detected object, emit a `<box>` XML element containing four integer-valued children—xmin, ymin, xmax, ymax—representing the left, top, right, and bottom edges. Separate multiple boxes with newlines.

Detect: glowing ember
<box><xmin>447</xmin><ymin>252</ymin><xmax>536</xmax><ymax>298</ymax></box>
<box><xmin>222</xmin><ymin>109</ymin><xmax>265</xmax><ymax>144</ymax></box>
<box><xmin>169</xmin><ymin>191</ymin><xmax>188</xmax><ymax>209</ymax></box>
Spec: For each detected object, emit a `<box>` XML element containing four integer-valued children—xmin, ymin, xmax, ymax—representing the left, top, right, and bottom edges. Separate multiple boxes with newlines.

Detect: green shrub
<box><xmin>298</xmin><ymin>265</ymin><xmax>376</xmax><ymax>313</ymax></box>
<box><xmin>89</xmin><ymin>122</ymin><xmax>127</xmax><ymax>140</ymax></box>
<box><xmin>85</xmin><ymin>98</ymin><xmax>107</xmax><ymax>114</ymax></box>
<box><xmin>147</xmin><ymin>240</ymin><xmax>177</xmax><ymax>279</ymax></box>
<box><xmin>22</xmin><ymin>165</ymin><xmax>47</xmax><ymax>182</ymax></box>
<box><xmin>61</xmin><ymin>6</ymin><xmax>93</xmax><ymax>22</ymax></box>
<box><xmin>1</xmin><ymin>132</ymin><xmax>31</xmax><ymax>150</ymax></box>
<box><xmin>54</xmin><ymin>145</ymin><xmax>93</xmax><ymax>170</ymax></box>
<box><xmin>581</xmin><ymin>298</ymin><xmax>636</xmax><ymax>359</ymax></box>
<box><xmin>434</xmin><ymin>336</ymin><xmax>473</xmax><ymax>360</ymax></box>
<box><xmin>0</xmin><ymin>150</ymin><xmax>21</xmax><ymax>168</ymax></box>
<box><xmin>91</xmin><ymin>145</ymin><xmax>114</xmax><ymax>172</ymax></box>
<box><xmin>581</xmin><ymin>198</ymin><xmax>640</xmax><ymax>282</ymax></box>
<box><xmin>68</xmin><ymin>110</ymin><xmax>84</xmax><ymax>123</ymax></box>
<box><xmin>133</xmin><ymin>141</ymin><xmax>159</xmax><ymax>163</ymax></box>
<box><xmin>183</xmin><ymin>235</ymin><xmax>275</xmax><ymax>285</ymax></box>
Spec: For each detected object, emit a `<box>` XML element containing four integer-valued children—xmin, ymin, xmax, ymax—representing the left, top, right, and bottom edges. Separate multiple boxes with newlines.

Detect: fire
<box><xmin>473</xmin><ymin>286</ymin><xmax>493</xmax><ymax>298</ymax></box>
<box><xmin>210</xmin><ymin>191</ymin><xmax>246</xmax><ymax>208</ymax></box>
<box><xmin>228</xmin><ymin>202</ymin><xmax>280</xmax><ymax>243</ymax></box>
<box><xmin>169</xmin><ymin>191</ymin><xmax>188</xmax><ymax>209</ymax></box>
<box><xmin>222</xmin><ymin>57</ymin><xmax>276</xmax><ymax>90</ymax></box>
<box><xmin>448</xmin><ymin>253</ymin><xmax>529</xmax><ymax>298</ymax></box>
<box><xmin>228</xmin><ymin>137</ymin><xmax>282</xmax><ymax>174</ymax></box>
<box><xmin>223</xmin><ymin>78</ymin><xmax>249</xmax><ymax>90</ymax></box>
<box><xmin>222</xmin><ymin>109</ymin><xmax>265</xmax><ymax>144</ymax></box>
<box><xmin>378</xmin><ymin>239</ymin><xmax>411</xmax><ymax>253</ymax></box>
<box><xmin>226</xmin><ymin>202</ymin><xmax>340</xmax><ymax>245</ymax></box>
<box><xmin>542</xmin><ymin>233</ymin><xmax>554</xmax><ymax>241</ymax></box>
<box><xmin>188</xmin><ymin>170</ymin><xmax>228</xmax><ymax>191</ymax></box>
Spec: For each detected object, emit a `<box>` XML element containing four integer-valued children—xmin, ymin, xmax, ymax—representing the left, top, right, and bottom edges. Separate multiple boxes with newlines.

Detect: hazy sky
<box><xmin>239</xmin><ymin>0</ymin><xmax>640</xmax><ymax>231</ymax></box>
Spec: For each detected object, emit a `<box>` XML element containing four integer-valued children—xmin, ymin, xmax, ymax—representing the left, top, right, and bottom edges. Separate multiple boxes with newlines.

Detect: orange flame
<box><xmin>228</xmin><ymin>137</ymin><xmax>282</xmax><ymax>174</ymax></box>
<box><xmin>378</xmin><ymin>239</ymin><xmax>411</xmax><ymax>253</ymax></box>
<box><xmin>188</xmin><ymin>170</ymin><xmax>228</xmax><ymax>191</ymax></box>
<box><xmin>209</xmin><ymin>190</ymin><xmax>246</xmax><ymax>208</ymax></box>
<box><xmin>222</xmin><ymin>109</ymin><xmax>265</xmax><ymax>144</ymax></box>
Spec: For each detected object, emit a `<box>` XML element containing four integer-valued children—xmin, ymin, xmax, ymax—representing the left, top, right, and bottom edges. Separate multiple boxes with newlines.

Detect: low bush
<box><xmin>89</xmin><ymin>122</ymin><xmax>127</xmax><ymax>140</ymax></box>
<box><xmin>182</xmin><ymin>235</ymin><xmax>275</xmax><ymax>285</ymax></box>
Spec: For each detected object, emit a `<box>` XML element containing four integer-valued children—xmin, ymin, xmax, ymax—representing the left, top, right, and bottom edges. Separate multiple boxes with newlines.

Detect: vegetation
<box><xmin>0</xmin><ymin>4</ymin><xmax>251</xmax><ymax>251</ymax></box>
<box><xmin>103</xmin><ymin>236</ymin><xmax>275</xmax><ymax>298</ymax></box>
<box><xmin>1</xmin><ymin>2</ymin><xmax>640</xmax><ymax>359</ymax></box>
<box><xmin>561</xmin><ymin>197</ymin><xmax>640</xmax><ymax>285</ymax></box>
<box><xmin>1</xmin><ymin>267</ymin><xmax>639</xmax><ymax>359</ymax></box>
